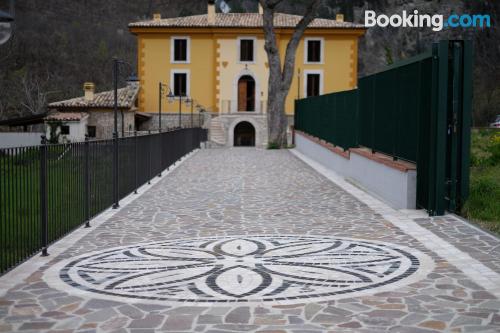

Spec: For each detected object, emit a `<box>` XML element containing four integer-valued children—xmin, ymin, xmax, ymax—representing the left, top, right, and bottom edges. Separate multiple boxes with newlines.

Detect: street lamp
<box><xmin>195</xmin><ymin>104</ymin><xmax>203</xmax><ymax>127</ymax></box>
<box><xmin>0</xmin><ymin>0</ymin><xmax>14</xmax><ymax>46</ymax></box>
<box><xmin>166</xmin><ymin>90</ymin><xmax>191</xmax><ymax>128</ymax></box>
<box><xmin>199</xmin><ymin>108</ymin><xmax>205</xmax><ymax>128</ymax></box>
<box><xmin>112</xmin><ymin>58</ymin><xmax>136</xmax><ymax>209</ymax></box>
<box><xmin>158</xmin><ymin>82</ymin><xmax>172</xmax><ymax>132</ymax></box>
<box><xmin>184</xmin><ymin>97</ymin><xmax>202</xmax><ymax>128</ymax></box>
<box><xmin>185</xmin><ymin>97</ymin><xmax>193</xmax><ymax>127</ymax></box>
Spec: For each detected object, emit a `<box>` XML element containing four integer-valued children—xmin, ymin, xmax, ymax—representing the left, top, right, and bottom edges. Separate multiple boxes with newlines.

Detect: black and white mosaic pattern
<box><xmin>47</xmin><ymin>235</ymin><xmax>433</xmax><ymax>304</ymax></box>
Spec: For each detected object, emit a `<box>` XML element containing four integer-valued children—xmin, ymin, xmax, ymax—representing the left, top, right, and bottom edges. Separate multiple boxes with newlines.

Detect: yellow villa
<box><xmin>129</xmin><ymin>1</ymin><xmax>366</xmax><ymax>147</ymax></box>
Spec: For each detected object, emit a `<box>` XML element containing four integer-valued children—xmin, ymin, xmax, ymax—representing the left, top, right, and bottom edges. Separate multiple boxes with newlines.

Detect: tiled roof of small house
<box><xmin>129</xmin><ymin>13</ymin><xmax>365</xmax><ymax>29</ymax></box>
<box><xmin>49</xmin><ymin>85</ymin><xmax>139</xmax><ymax>109</ymax></box>
<box><xmin>45</xmin><ymin>112</ymin><xmax>88</xmax><ymax>122</ymax></box>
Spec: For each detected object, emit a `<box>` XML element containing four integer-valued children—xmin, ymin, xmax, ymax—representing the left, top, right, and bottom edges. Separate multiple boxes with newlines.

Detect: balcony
<box><xmin>220</xmin><ymin>100</ymin><xmax>267</xmax><ymax>115</ymax></box>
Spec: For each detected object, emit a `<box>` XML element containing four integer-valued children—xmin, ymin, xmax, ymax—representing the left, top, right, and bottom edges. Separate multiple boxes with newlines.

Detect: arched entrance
<box><xmin>234</xmin><ymin>121</ymin><xmax>256</xmax><ymax>147</ymax></box>
<box><xmin>237</xmin><ymin>75</ymin><xmax>256</xmax><ymax>112</ymax></box>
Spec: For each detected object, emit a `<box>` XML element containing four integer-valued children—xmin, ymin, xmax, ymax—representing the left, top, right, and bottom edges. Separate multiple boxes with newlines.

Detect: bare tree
<box><xmin>20</xmin><ymin>72</ymin><xmax>50</xmax><ymax>115</ymax></box>
<box><xmin>260</xmin><ymin>0</ymin><xmax>321</xmax><ymax>148</ymax></box>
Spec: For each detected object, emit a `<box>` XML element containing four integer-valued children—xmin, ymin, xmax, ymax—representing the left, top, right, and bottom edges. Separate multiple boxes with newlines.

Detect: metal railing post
<box><xmin>159</xmin><ymin>82</ymin><xmax>162</xmax><ymax>133</ymax></box>
<box><xmin>158</xmin><ymin>132</ymin><xmax>163</xmax><ymax>178</ymax></box>
<box><xmin>134</xmin><ymin>131</ymin><xmax>138</xmax><ymax>194</ymax></box>
<box><xmin>148</xmin><ymin>130</ymin><xmax>152</xmax><ymax>185</ymax></box>
<box><xmin>112</xmin><ymin>58</ymin><xmax>120</xmax><ymax>209</ymax></box>
<box><xmin>39</xmin><ymin>135</ymin><xmax>49</xmax><ymax>256</ymax></box>
<box><xmin>178</xmin><ymin>97</ymin><xmax>182</xmax><ymax>128</ymax></box>
<box><xmin>84</xmin><ymin>135</ymin><xmax>90</xmax><ymax>228</ymax></box>
<box><xmin>191</xmin><ymin>102</ymin><xmax>194</xmax><ymax>128</ymax></box>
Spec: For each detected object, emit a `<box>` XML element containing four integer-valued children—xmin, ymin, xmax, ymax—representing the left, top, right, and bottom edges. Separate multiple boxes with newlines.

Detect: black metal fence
<box><xmin>0</xmin><ymin>128</ymin><xmax>207</xmax><ymax>274</ymax></box>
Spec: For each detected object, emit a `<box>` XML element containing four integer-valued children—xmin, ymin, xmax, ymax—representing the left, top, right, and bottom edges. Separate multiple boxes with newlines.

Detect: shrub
<box><xmin>487</xmin><ymin>137</ymin><xmax>500</xmax><ymax>166</ymax></box>
<box><xmin>267</xmin><ymin>142</ymin><xmax>281</xmax><ymax>150</ymax></box>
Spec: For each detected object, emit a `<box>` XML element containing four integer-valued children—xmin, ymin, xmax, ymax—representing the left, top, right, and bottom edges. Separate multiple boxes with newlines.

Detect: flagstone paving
<box><xmin>1</xmin><ymin>148</ymin><xmax>500</xmax><ymax>332</ymax></box>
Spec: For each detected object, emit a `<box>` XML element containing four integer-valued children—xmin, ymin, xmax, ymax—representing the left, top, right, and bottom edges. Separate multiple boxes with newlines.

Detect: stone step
<box><xmin>209</xmin><ymin>117</ymin><xmax>226</xmax><ymax>145</ymax></box>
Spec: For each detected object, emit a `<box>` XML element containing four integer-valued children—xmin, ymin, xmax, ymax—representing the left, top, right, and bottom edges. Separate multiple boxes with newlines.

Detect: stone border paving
<box><xmin>291</xmin><ymin>149</ymin><xmax>500</xmax><ymax>298</ymax></box>
<box><xmin>413</xmin><ymin>214</ymin><xmax>500</xmax><ymax>274</ymax></box>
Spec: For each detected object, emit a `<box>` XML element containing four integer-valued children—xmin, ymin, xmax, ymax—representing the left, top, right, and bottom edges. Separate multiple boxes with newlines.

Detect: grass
<box><xmin>0</xmin><ymin>146</ymin><xmax>116</xmax><ymax>273</ymax></box>
<box><xmin>461</xmin><ymin>129</ymin><xmax>500</xmax><ymax>235</ymax></box>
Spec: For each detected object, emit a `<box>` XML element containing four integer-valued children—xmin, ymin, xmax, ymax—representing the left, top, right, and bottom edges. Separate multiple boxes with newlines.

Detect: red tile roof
<box><xmin>49</xmin><ymin>85</ymin><xmax>139</xmax><ymax>109</ymax></box>
<box><xmin>129</xmin><ymin>13</ymin><xmax>365</xmax><ymax>29</ymax></box>
<box><xmin>45</xmin><ymin>112</ymin><xmax>88</xmax><ymax>122</ymax></box>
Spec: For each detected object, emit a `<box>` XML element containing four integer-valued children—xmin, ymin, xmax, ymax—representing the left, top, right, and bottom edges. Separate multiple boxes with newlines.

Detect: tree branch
<box><xmin>281</xmin><ymin>0</ymin><xmax>322</xmax><ymax>88</ymax></box>
<box><xmin>260</xmin><ymin>0</ymin><xmax>284</xmax><ymax>9</ymax></box>
<box><xmin>260</xmin><ymin>0</ymin><xmax>282</xmax><ymax>96</ymax></box>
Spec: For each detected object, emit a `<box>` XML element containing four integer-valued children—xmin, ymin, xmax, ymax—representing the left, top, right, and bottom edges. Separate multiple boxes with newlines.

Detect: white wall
<box><xmin>45</xmin><ymin>119</ymin><xmax>88</xmax><ymax>143</ymax></box>
<box><xmin>295</xmin><ymin>133</ymin><xmax>417</xmax><ymax>210</ymax></box>
<box><xmin>0</xmin><ymin>132</ymin><xmax>44</xmax><ymax>149</ymax></box>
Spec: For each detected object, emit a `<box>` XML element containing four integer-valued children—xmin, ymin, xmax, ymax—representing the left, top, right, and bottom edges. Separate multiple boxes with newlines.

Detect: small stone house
<box><xmin>46</xmin><ymin>82</ymin><xmax>140</xmax><ymax>142</ymax></box>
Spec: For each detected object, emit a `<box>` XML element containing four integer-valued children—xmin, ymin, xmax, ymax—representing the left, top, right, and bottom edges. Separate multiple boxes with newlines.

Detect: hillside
<box><xmin>0</xmin><ymin>0</ymin><xmax>498</xmax><ymax>124</ymax></box>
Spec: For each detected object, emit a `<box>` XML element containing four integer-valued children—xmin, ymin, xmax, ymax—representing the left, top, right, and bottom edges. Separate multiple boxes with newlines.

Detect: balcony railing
<box><xmin>220</xmin><ymin>100</ymin><xmax>267</xmax><ymax>115</ymax></box>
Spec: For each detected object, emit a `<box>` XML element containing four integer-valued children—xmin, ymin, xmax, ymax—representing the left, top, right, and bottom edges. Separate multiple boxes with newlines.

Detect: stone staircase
<box><xmin>209</xmin><ymin>117</ymin><xmax>226</xmax><ymax>146</ymax></box>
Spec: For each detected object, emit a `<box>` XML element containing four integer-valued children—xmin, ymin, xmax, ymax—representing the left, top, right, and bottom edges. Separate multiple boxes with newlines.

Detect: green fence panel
<box><xmin>295</xmin><ymin>40</ymin><xmax>472</xmax><ymax>215</ymax></box>
<box><xmin>296</xmin><ymin>89</ymin><xmax>358</xmax><ymax>151</ymax></box>
<box><xmin>358</xmin><ymin>76</ymin><xmax>374</xmax><ymax>149</ymax></box>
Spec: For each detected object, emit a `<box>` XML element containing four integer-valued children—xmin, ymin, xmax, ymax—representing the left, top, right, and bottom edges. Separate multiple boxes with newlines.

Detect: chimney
<box><xmin>153</xmin><ymin>13</ymin><xmax>161</xmax><ymax>21</ymax></box>
<box><xmin>258</xmin><ymin>3</ymin><xmax>263</xmax><ymax>15</ymax></box>
<box><xmin>336</xmin><ymin>14</ymin><xmax>344</xmax><ymax>22</ymax></box>
<box><xmin>208</xmin><ymin>0</ymin><xmax>215</xmax><ymax>24</ymax></box>
<box><xmin>84</xmin><ymin>82</ymin><xmax>95</xmax><ymax>101</ymax></box>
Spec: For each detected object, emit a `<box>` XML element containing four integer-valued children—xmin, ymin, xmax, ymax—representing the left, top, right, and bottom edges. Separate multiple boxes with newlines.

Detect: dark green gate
<box><xmin>295</xmin><ymin>40</ymin><xmax>473</xmax><ymax>216</ymax></box>
<box><xmin>418</xmin><ymin>40</ymin><xmax>473</xmax><ymax>215</ymax></box>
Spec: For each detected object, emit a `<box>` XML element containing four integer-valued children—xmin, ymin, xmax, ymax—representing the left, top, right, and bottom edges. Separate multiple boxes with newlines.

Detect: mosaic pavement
<box><xmin>1</xmin><ymin>148</ymin><xmax>500</xmax><ymax>333</ymax></box>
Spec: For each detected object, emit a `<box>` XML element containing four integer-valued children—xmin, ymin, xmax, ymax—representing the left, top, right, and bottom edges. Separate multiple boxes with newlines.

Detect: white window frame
<box><xmin>237</xmin><ymin>37</ymin><xmax>257</xmax><ymax>64</ymax></box>
<box><xmin>304</xmin><ymin>70</ymin><xmax>324</xmax><ymax>97</ymax></box>
<box><xmin>170</xmin><ymin>69</ymin><xmax>191</xmax><ymax>97</ymax></box>
<box><xmin>170</xmin><ymin>36</ymin><xmax>191</xmax><ymax>64</ymax></box>
<box><xmin>304</xmin><ymin>37</ymin><xmax>324</xmax><ymax>64</ymax></box>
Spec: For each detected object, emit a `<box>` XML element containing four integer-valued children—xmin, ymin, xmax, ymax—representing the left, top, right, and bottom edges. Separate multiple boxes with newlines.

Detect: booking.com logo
<box><xmin>365</xmin><ymin>10</ymin><xmax>492</xmax><ymax>32</ymax></box>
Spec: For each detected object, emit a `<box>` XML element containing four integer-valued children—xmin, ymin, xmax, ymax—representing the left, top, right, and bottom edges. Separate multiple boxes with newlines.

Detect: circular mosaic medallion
<box><xmin>45</xmin><ymin>235</ymin><xmax>434</xmax><ymax>304</ymax></box>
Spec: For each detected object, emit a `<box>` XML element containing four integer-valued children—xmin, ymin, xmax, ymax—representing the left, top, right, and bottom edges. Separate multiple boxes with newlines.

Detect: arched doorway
<box><xmin>237</xmin><ymin>75</ymin><xmax>256</xmax><ymax>112</ymax></box>
<box><xmin>234</xmin><ymin>121</ymin><xmax>256</xmax><ymax>147</ymax></box>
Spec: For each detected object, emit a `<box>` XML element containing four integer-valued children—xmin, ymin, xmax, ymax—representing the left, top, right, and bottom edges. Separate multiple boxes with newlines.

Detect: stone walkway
<box><xmin>1</xmin><ymin>148</ymin><xmax>500</xmax><ymax>333</ymax></box>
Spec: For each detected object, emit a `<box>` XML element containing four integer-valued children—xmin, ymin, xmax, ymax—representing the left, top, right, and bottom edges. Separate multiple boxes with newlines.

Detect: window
<box><xmin>171</xmin><ymin>37</ymin><xmax>190</xmax><ymax>63</ymax></box>
<box><xmin>239</xmin><ymin>38</ymin><xmax>255</xmax><ymax>62</ymax></box>
<box><xmin>305</xmin><ymin>38</ymin><xmax>323</xmax><ymax>64</ymax></box>
<box><xmin>60</xmin><ymin>125</ymin><xmax>70</xmax><ymax>135</ymax></box>
<box><xmin>305</xmin><ymin>71</ymin><xmax>323</xmax><ymax>97</ymax></box>
<box><xmin>172</xmin><ymin>71</ymin><xmax>188</xmax><ymax>96</ymax></box>
<box><xmin>87</xmin><ymin>126</ymin><xmax>96</xmax><ymax>138</ymax></box>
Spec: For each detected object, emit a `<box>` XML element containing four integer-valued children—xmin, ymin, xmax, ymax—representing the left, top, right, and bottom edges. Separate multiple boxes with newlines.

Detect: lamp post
<box><xmin>158</xmin><ymin>82</ymin><xmax>171</xmax><ymax>132</ymax></box>
<box><xmin>166</xmin><ymin>91</ymin><xmax>192</xmax><ymax>129</ymax></box>
<box><xmin>112</xmin><ymin>58</ymin><xmax>135</xmax><ymax>209</ymax></box>
<box><xmin>185</xmin><ymin>97</ymin><xmax>193</xmax><ymax>128</ymax></box>
<box><xmin>183</xmin><ymin>98</ymin><xmax>202</xmax><ymax>128</ymax></box>
<box><xmin>199</xmin><ymin>108</ymin><xmax>205</xmax><ymax>127</ymax></box>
